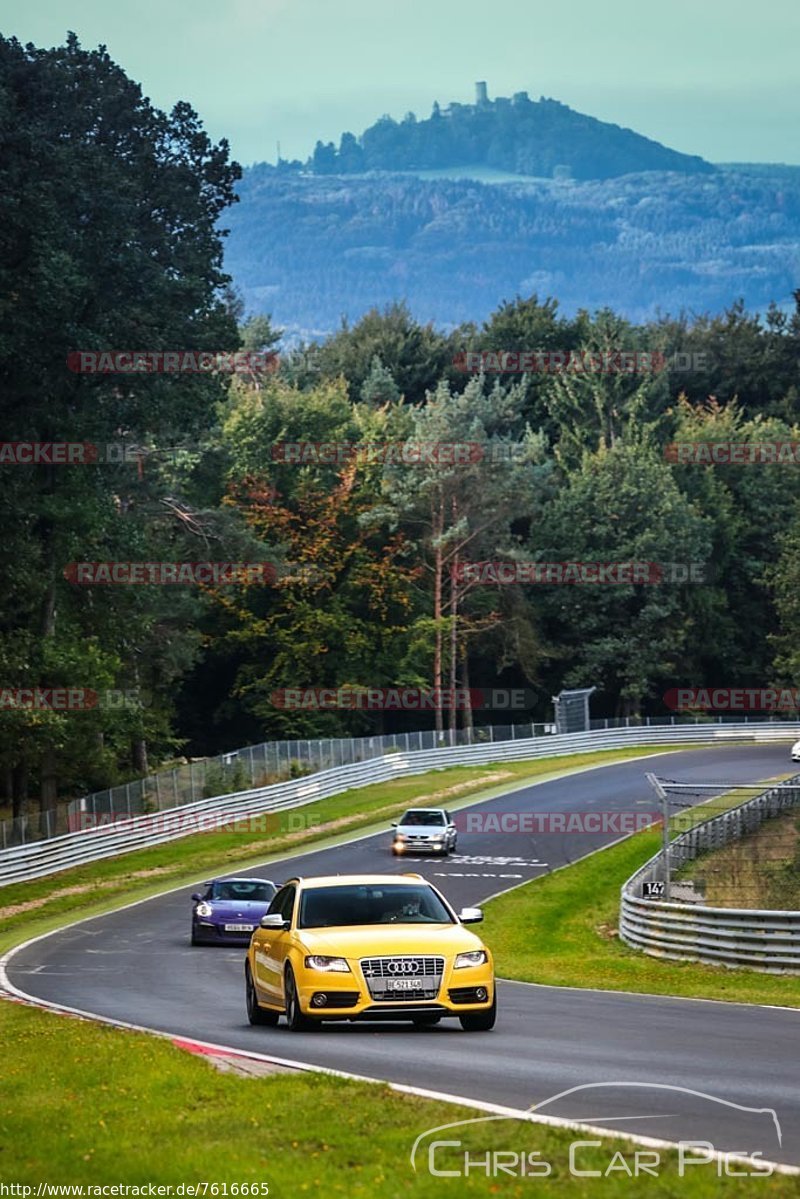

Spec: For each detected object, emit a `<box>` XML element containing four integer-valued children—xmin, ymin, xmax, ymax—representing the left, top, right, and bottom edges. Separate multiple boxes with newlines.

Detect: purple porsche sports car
<box><xmin>190</xmin><ymin>876</ymin><xmax>277</xmax><ymax>945</ymax></box>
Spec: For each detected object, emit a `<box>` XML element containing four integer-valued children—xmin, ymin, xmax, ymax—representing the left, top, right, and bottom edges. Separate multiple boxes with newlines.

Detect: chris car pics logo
<box><xmin>410</xmin><ymin>1083</ymin><xmax>783</xmax><ymax>1179</ymax></box>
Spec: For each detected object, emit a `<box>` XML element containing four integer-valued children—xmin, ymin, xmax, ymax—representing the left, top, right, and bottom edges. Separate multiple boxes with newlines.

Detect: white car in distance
<box><xmin>391</xmin><ymin>807</ymin><xmax>458</xmax><ymax>856</ymax></box>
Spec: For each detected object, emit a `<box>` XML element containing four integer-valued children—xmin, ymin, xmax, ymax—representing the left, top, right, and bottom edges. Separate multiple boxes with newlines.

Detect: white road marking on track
<box><xmin>433</xmin><ymin>871</ymin><xmax>524</xmax><ymax>879</ymax></box>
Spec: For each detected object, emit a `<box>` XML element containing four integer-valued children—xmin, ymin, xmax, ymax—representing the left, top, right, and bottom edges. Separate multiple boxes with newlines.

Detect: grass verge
<box><xmin>1</xmin><ymin>998</ymin><xmax>794</xmax><ymax>1193</ymax></box>
<box><xmin>485</xmin><ymin>781</ymin><xmax>800</xmax><ymax>1006</ymax></box>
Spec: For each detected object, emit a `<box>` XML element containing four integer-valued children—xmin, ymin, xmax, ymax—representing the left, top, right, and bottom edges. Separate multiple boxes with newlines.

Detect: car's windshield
<box><xmin>400</xmin><ymin>810</ymin><xmax>445</xmax><ymax>826</ymax></box>
<box><xmin>210</xmin><ymin>880</ymin><xmax>275</xmax><ymax>902</ymax></box>
<box><xmin>298</xmin><ymin>884</ymin><xmax>453</xmax><ymax>928</ymax></box>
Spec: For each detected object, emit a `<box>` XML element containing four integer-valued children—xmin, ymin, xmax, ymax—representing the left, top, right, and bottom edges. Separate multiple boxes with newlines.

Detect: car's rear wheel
<box><xmin>284</xmin><ymin>964</ymin><xmax>315</xmax><ymax>1031</ymax></box>
<box><xmin>459</xmin><ymin>995</ymin><xmax>496</xmax><ymax>1031</ymax></box>
<box><xmin>245</xmin><ymin>964</ymin><xmax>279</xmax><ymax>1026</ymax></box>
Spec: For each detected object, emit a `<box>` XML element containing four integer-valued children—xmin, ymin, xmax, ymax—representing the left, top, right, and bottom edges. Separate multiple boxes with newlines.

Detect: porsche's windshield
<box><xmin>210</xmin><ymin>880</ymin><xmax>275</xmax><ymax>902</ymax></box>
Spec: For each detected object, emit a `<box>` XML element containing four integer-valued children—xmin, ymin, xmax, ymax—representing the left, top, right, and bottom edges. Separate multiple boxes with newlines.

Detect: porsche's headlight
<box><xmin>195</xmin><ymin>902</ymin><xmax>213</xmax><ymax>917</ymax></box>
<box><xmin>454</xmin><ymin>950</ymin><xmax>488</xmax><ymax>969</ymax></box>
<box><xmin>304</xmin><ymin>955</ymin><xmax>351</xmax><ymax>973</ymax></box>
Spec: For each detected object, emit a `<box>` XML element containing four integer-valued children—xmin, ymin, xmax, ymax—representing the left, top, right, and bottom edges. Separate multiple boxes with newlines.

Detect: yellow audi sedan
<box><xmin>244</xmin><ymin>873</ymin><xmax>495</xmax><ymax>1031</ymax></box>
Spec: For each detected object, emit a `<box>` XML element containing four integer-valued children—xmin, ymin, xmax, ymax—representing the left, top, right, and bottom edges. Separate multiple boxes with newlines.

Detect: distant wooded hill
<box><xmin>305</xmin><ymin>87</ymin><xmax>715</xmax><ymax>180</ymax></box>
<box><xmin>224</xmin><ymin>162</ymin><xmax>800</xmax><ymax>339</ymax></box>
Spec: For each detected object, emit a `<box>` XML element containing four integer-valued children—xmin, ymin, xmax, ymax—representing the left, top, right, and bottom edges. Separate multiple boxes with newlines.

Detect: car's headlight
<box><xmin>394</xmin><ymin>833</ymin><xmax>407</xmax><ymax>840</ymax></box>
<box><xmin>304</xmin><ymin>955</ymin><xmax>351</xmax><ymax>972</ymax></box>
<box><xmin>454</xmin><ymin>950</ymin><xmax>488</xmax><ymax>969</ymax></box>
<box><xmin>195</xmin><ymin>902</ymin><xmax>213</xmax><ymax>917</ymax></box>
<box><xmin>431</xmin><ymin>833</ymin><xmax>445</xmax><ymax>841</ymax></box>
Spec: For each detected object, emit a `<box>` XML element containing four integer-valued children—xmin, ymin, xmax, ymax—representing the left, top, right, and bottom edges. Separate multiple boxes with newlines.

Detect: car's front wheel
<box><xmin>245</xmin><ymin>964</ymin><xmax>279</xmax><ymax>1026</ymax></box>
<box><xmin>459</xmin><ymin>995</ymin><xmax>496</xmax><ymax>1032</ymax></box>
<box><xmin>284</xmin><ymin>964</ymin><xmax>316</xmax><ymax>1031</ymax></box>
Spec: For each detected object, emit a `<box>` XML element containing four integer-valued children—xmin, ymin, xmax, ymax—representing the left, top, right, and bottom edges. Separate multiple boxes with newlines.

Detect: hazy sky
<box><xmin>3</xmin><ymin>0</ymin><xmax>798</xmax><ymax>167</ymax></box>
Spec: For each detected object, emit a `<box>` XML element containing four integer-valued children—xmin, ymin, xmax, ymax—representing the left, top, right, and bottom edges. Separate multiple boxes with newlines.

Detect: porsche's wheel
<box><xmin>284</xmin><ymin>964</ymin><xmax>315</xmax><ymax>1031</ymax></box>
<box><xmin>459</xmin><ymin>995</ymin><xmax>497</xmax><ymax>1032</ymax></box>
<box><xmin>190</xmin><ymin>926</ymin><xmax>200</xmax><ymax>946</ymax></box>
<box><xmin>246</xmin><ymin>964</ymin><xmax>278</xmax><ymax>1026</ymax></box>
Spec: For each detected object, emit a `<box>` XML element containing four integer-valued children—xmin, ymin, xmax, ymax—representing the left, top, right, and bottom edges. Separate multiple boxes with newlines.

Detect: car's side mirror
<box><xmin>191</xmin><ymin>893</ymin><xmax>202</xmax><ymax>902</ymax></box>
<box><xmin>260</xmin><ymin>913</ymin><xmax>289</xmax><ymax>930</ymax></box>
<box><xmin>390</xmin><ymin>821</ymin><xmax>398</xmax><ymax>827</ymax></box>
<box><xmin>458</xmin><ymin>906</ymin><xmax>483</xmax><ymax>924</ymax></box>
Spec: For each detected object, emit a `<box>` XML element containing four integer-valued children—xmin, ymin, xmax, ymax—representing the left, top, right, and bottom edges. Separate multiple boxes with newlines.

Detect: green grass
<box><xmin>1</xmin><ymin>999</ymin><xmax>794</xmax><ymax>1194</ymax></box>
<box><xmin>0</xmin><ymin>744</ymin><xmax>696</xmax><ymax>951</ymax></box>
<box><xmin>484</xmin><ymin>783</ymin><xmax>800</xmax><ymax>1006</ymax></box>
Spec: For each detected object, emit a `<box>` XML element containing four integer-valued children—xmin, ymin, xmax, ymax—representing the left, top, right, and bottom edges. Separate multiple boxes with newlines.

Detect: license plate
<box><xmin>387</xmin><ymin>978</ymin><xmax>423</xmax><ymax>991</ymax></box>
<box><xmin>225</xmin><ymin>923</ymin><xmax>254</xmax><ymax>932</ymax></box>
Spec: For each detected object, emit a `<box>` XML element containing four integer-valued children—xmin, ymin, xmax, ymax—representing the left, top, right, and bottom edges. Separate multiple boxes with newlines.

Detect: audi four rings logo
<box><xmin>387</xmin><ymin>959</ymin><xmax>422</xmax><ymax>974</ymax></box>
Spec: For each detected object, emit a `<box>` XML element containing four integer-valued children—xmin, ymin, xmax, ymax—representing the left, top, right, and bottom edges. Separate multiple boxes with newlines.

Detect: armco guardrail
<box><xmin>2</xmin><ymin>721</ymin><xmax>799</xmax><ymax>887</ymax></box>
<box><xmin>620</xmin><ymin>774</ymin><xmax>800</xmax><ymax>972</ymax></box>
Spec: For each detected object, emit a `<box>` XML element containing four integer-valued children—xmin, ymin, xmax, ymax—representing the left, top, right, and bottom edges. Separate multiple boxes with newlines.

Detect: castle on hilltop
<box><xmin>439</xmin><ymin>82</ymin><xmax>561</xmax><ymax>118</ymax></box>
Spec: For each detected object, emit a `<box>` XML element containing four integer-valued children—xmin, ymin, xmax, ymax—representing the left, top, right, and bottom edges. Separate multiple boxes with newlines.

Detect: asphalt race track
<box><xmin>7</xmin><ymin>745</ymin><xmax>800</xmax><ymax>1167</ymax></box>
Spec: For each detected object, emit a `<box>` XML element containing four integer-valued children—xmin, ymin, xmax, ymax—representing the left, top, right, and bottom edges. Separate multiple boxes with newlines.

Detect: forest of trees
<box><xmin>3</xmin><ymin>34</ymin><xmax>800</xmax><ymax>827</ymax></box>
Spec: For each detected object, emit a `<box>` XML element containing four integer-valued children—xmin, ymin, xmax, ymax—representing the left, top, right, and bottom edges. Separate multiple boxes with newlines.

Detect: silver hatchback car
<box><xmin>391</xmin><ymin>807</ymin><xmax>458</xmax><ymax>856</ymax></box>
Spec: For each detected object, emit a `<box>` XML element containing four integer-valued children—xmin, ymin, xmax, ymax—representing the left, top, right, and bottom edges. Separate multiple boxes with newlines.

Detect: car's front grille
<box><xmin>360</xmin><ymin>955</ymin><xmax>444</xmax><ymax>1001</ymax></box>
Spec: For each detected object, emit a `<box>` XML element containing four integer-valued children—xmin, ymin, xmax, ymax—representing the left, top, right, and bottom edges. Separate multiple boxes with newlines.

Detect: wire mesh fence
<box><xmin>2</xmin><ymin>722</ymin><xmax>561</xmax><ymax>848</ymax></box>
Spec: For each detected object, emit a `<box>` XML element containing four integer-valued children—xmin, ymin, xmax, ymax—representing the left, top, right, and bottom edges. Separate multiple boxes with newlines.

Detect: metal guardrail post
<box><xmin>645</xmin><ymin>772</ymin><xmax>671</xmax><ymax>900</ymax></box>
